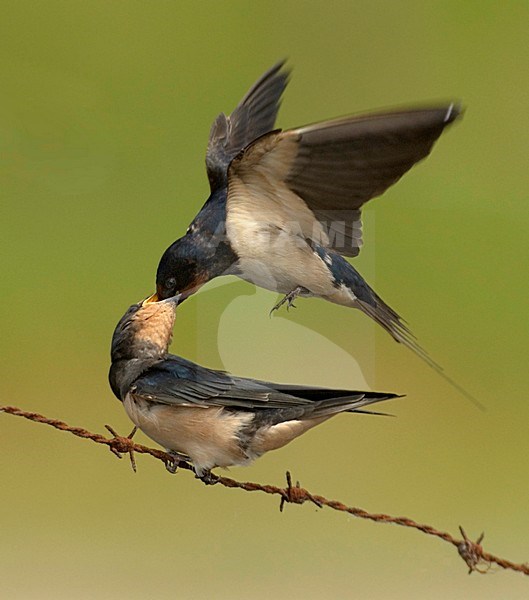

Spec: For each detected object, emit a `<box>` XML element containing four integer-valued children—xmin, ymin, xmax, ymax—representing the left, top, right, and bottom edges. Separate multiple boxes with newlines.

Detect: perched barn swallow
<box><xmin>154</xmin><ymin>61</ymin><xmax>467</xmax><ymax>393</ymax></box>
<box><xmin>109</xmin><ymin>295</ymin><xmax>399</xmax><ymax>481</ymax></box>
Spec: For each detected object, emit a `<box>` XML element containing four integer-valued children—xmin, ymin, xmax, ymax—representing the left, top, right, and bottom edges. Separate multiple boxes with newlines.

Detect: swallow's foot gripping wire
<box><xmin>196</xmin><ymin>469</ymin><xmax>220</xmax><ymax>486</ymax></box>
<box><xmin>164</xmin><ymin>450</ymin><xmax>190</xmax><ymax>474</ymax></box>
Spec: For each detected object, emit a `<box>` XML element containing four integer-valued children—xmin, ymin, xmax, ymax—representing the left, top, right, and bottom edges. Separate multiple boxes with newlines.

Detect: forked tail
<box><xmin>356</xmin><ymin>292</ymin><xmax>484</xmax><ymax>410</ymax></box>
<box><xmin>315</xmin><ymin>247</ymin><xmax>482</xmax><ymax>408</ymax></box>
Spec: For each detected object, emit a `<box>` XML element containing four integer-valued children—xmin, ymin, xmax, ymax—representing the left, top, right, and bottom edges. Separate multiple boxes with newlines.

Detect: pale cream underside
<box><xmin>226</xmin><ymin>132</ymin><xmax>347</xmax><ymax>298</ymax></box>
<box><xmin>124</xmin><ymin>394</ymin><xmax>252</xmax><ymax>473</ymax></box>
<box><xmin>124</xmin><ymin>394</ymin><xmax>333</xmax><ymax>474</ymax></box>
<box><xmin>249</xmin><ymin>415</ymin><xmax>329</xmax><ymax>456</ymax></box>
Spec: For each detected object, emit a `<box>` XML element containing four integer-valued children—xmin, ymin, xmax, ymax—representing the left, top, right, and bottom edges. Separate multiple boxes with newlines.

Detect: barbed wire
<box><xmin>2</xmin><ymin>404</ymin><xmax>528</xmax><ymax>577</ymax></box>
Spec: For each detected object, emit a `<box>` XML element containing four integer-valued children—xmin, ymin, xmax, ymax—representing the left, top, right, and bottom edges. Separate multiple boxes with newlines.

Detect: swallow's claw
<box><xmin>165</xmin><ymin>460</ymin><xmax>178</xmax><ymax>474</ymax></box>
<box><xmin>270</xmin><ymin>286</ymin><xmax>307</xmax><ymax>315</ymax></box>
<box><xmin>196</xmin><ymin>469</ymin><xmax>220</xmax><ymax>485</ymax></box>
<box><xmin>164</xmin><ymin>450</ymin><xmax>189</xmax><ymax>474</ymax></box>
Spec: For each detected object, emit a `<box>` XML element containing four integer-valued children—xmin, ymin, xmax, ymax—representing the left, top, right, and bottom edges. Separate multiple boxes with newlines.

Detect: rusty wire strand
<box><xmin>2</xmin><ymin>404</ymin><xmax>528</xmax><ymax>577</ymax></box>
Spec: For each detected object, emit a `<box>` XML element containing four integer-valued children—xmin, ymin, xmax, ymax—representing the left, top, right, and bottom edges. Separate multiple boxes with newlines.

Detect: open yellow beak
<box><xmin>143</xmin><ymin>292</ymin><xmax>159</xmax><ymax>304</ymax></box>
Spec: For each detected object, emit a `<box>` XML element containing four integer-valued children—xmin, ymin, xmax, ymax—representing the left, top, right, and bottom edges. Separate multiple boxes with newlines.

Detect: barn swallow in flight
<box><xmin>109</xmin><ymin>295</ymin><xmax>399</xmax><ymax>481</ymax></box>
<box><xmin>155</xmin><ymin>61</ymin><xmax>473</xmax><ymax>402</ymax></box>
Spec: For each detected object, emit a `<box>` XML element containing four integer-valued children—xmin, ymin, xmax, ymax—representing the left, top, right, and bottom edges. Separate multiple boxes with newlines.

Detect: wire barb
<box><xmin>2</xmin><ymin>404</ymin><xmax>528</xmax><ymax>578</ymax></box>
<box><xmin>458</xmin><ymin>526</ymin><xmax>490</xmax><ymax>574</ymax></box>
<box><xmin>279</xmin><ymin>471</ymin><xmax>323</xmax><ymax>512</ymax></box>
<box><xmin>104</xmin><ymin>424</ymin><xmax>138</xmax><ymax>472</ymax></box>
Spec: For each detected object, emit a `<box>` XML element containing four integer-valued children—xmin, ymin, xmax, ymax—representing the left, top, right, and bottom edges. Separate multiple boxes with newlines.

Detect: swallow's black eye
<box><xmin>165</xmin><ymin>277</ymin><xmax>177</xmax><ymax>291</ymax></box>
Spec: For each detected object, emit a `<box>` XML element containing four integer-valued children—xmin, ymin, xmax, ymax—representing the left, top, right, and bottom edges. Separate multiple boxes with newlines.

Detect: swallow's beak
<box><xmin>164</xmin><ymin>293</ymin><xmax>182</xmax><ymax>305</ymax></box>
<box><xmin>143</xmin><ymin>292</ymin><xmax>159</xmax><ymax>304</ymax></box>
<box><xmin>142</xmin><ymin>292</ymin><xmax>182</xmax><ymax>306</ymax></box>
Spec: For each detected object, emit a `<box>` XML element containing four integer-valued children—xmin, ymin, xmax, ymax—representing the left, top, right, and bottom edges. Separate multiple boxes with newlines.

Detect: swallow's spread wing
<box><xmin>227</xmin><ymin>105</ymin><xmax>461</xmax><ymax>256</ymax></box>
<box><xmin>205</xmin><ymin>60</ymin><xmax>289</xmax><ymax>192</ymax></box>
<box><xmin>129</xmin><ymin>356</ymin><xmax>396</xmax><ymax>416</ymax></box>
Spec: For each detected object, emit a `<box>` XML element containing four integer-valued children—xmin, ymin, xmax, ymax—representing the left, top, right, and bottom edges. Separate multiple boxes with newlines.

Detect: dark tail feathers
<box><xmin>355</xmin><ymin>286</ymin><xmax>484</xmax><ymax>410</ymax></box>
<box><xmin>308</xmin><ymin>390</ymin><xmax>401</xmax><ymax>418</ymax></box>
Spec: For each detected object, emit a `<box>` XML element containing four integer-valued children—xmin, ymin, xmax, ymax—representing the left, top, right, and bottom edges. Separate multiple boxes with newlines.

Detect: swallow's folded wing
<box><xmin>130</xmin><ymin>358</ymin><xmax>314</xmax><ymax>410</ymax></box>
<box><xmin>129</xmin><ymin>357</ymin><xmax>396</xmax><ymax>417</ymax></box>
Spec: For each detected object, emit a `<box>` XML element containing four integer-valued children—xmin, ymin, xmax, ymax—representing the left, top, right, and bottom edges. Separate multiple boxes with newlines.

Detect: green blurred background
<box><xmin>2</xmin><ymin>1</ymin><xmax>529</xmax><ymax>598</ymax></box>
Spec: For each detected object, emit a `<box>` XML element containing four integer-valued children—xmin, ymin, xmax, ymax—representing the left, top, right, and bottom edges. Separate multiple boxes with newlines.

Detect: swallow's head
<box><xmin>110</xmin><ymin>294</ymin><xmax>180</xmax><ymax>363</ymax></box>
<box><xmin>155</xmin><ymin>237</ymin><xmax>206</xmax><ymax>301</ymax></box>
